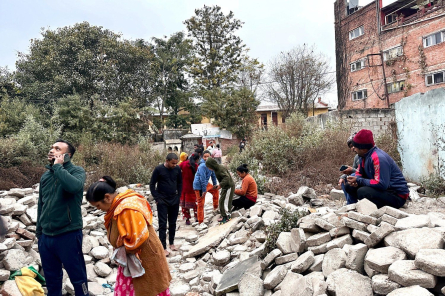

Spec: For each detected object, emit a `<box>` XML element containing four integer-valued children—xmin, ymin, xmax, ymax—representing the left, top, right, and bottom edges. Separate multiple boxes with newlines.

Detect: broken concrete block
<box><xmin>276</xmin><ymin>232</ymin><xmax>298</xmax><ymax>255</ymax></box>
<box><xmin>261</xmin><ymin>249</ymin><xmax>282</xmax><ymax>270</ymax></box>
<box><xmin>345</xmin><ymin>243</ymin><xmax>368</xmax><ymax>273</ymax></box>
<box><xmin>393</xmin><ymin>227</ymin><xmax>444</xmax><ymax>258</ymax></box>
<box><xmin>330</xmin><ymin>189</ymin><xmax>345</xmax><ymax>201</ymax></box>
<box><xmin>308</xmin><ymin>242</ymin><xmax>329</xmax><ymax>255</ymax></box>
<box><xmin>290</xmin><ymin>228</ymin><xmax>306</xmax><ymax>253</ymax></box>
<box><xmin>371</xmin><ymin>274</ymin><xmax>401</xmax><ymax>295</ymax></box>
<box><xmin>308</xmin><ymin>254</ymin><xmax>324</xmax><ymax>272</ymax></box>
<box><xmin>291</xmin><ymin>250</ymin><xmax>315</xmax><ymax>273</ymax></box>
<box><xmin>326</xmin><ymin>268</ymin><xmax>373</xmax><ymax>296</ymax></box>
<box><xmin>322</xmin><ymin>248</ymin><xmax>346</xmax><ymax>277</ymax></box>
<box><xmin>356</xmin><ymin>199</ymin><xmax>378</xmax><ymax>216</ymax></box>
<box><xmin>381</xmin><ymin>214</ymin><xmax>398</xmax><ymax>225</ymax></box>
<box><xmin>263</xmin><ymin>265</ymin><xmax>288</xmax><ymax>290</ymax></box>
<box><xmin>348</xmin><ymin>211</ymin><xmax>378</xmax><ymax>225</ymax></box>
<box><xmin>326</xmin><ymin>234</ymin><xmax>353</xmax><ymax>251</ymax></box>
<box><xmin>365</xmin><ymin>246</ymin><xmax>407</xmax><ymax>274</ymax></box>
<box><xmin>275</xmin><ymin>253</ymin><xmax>298</xmax><ymax>265</ymax></box>
<box><xmin>306</xmin><ymin>232</ymin><xmax>331</xmax><ymax>247</ymax></box>
<box><xmin>414</xmin><ymin>249</ymin><xmax>445</xmax><ymax>277</ymax></box>
<box><xmin>329</xmin><ymin>226</ymin><xmax>350</xmax><ymax>238</ymax></box>
<box><xmin>352</xmin><ymin>229</ymin><xmax>370</xmax><ymax>243</ymax></box>
<box><xmin>387</xmin><ymin>285</ymin><xmax>433</xmax><ymax>296</ymax></box>
<box><xmin>342</xmin><ymin>217</ymin><xmax>368</xmax><ymax>232</ymax></box>
<box><xmin>364</xmin><ymin>221</ymin><xmax>395</xmax><ymax>248</ymax></box>
<box><xmin>394</xmin><ymin>215</ymin><xmax>432</xmax><ymax>230</ymax></box>
<box><xmin>388</xmin><ymin>260</ymin><xmax>437</xmax><ymax>289</ymax></box>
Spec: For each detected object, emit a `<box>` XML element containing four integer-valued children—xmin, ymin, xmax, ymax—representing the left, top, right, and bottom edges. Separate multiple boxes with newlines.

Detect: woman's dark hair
<box><xmin>86</xmin><ymin>176</ymin><xmax>117</xmax><ymax>202</ymax></box>
<box><xmin>236</xmin><ymin>164</ymin><xmax>249</xmax><ymax>173</ymax></box>
<box><xmin>189</xmin><ymin>153</ymin><xmax>200</xmax><ymax>174</ymax></box>
<box><xmin>195</xmin><ymin>148</ymin><xmax>203</xmax><ymax>156</ymax></box>
<box><xmin>203</xmin><ymin>150</ymin><xmax>211</xmax><ymax>156</ymax></box>
<box><xmin>216</xmin><ymin>144</ymin><xmax>220</xmax><ymax>148</ymax></box>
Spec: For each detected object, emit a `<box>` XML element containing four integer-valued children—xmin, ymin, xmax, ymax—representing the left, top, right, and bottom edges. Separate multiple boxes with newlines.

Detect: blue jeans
<box><xmin>341</xmin><ymin>182</ymin><xmax>358</xmax><ymax>205</ymax></box>
<box><xmin>38</xmin><ymin>230</ymin><xmax>89</xmax><ymax>296</ymax></box>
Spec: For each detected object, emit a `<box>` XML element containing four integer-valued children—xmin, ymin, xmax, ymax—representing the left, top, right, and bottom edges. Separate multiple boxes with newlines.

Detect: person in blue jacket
<box><xmin>344</xmin><ymin>129</ymin><xmax>409</xmax><ymax>209</ymax></box>
<box><xmin>193</xmin><ymin>150</ymin><xmax>219</xmax><ymax>223</ymax></box>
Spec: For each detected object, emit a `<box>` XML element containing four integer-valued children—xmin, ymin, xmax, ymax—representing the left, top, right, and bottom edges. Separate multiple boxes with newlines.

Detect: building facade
<box><xmin>335</xmin><ymin>0</ymin><xmax>445</xmax><ymax>109</ymax></box>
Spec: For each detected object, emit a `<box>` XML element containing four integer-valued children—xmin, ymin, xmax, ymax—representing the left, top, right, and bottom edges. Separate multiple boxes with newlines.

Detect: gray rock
<box><xmin>326</xmin><ymin>234</ymin><xmax>353</xmax><ymax>251</ymax></box>
<box><xmin>365</xmin><ymin>246</ymin><xmax>407</xmax><ymax>274</ymax></box>
<box><xmin>387</xmin><ymin>285</ymin><xmax>434</xmax><ymax>296</ymax></box>
<box><xmin>388</xmin><ymin>260</ymin><xmax>437</xmax><ymax>288</ymax></box>
<box><xmin>381</xmin><ymin>214</ymin><xmax>398</xmax><ymax>225</ymax></box>
<box><xmin>330</xmin><ymin>189</ymin><xmax>345</xmax><ymax>201</ymax></box>
<box><xmin>306</xmin><ymin>232</ymin><xmax>331</xmax><ymax>247</ymax></box>
<box><xmin>275</xmin><ymin>272</ymin><xmax>303</xmax><ymax>291</ymax></box>
<box><xmin>86</xmin><ymin>264</ymin><xmax>98</xmax><ymax>280</ymax></box>
<box><xmin>0</xmin><ymin>280</ymin><xmax>22</xmax><ymax>296</ymax></box>
<box><xmin>281</xmin><ymin>276</ymin><xmax>327</xmax><ymax>296</ymax></box>
<box><xmin>25</xmin><ymin>207</ymin><xmax>38</xmax><ymax>223</ymax></box>
<box><xmin>298</xmin><ymin>216</ymin><xmax>322</xmax><ymax>233</ymax></box>
<box><xmin>364</xmin><ymin>261</ymin><xmax>379</xmax><ymax>278</ymax></box>
<box><xmin>322</xmin><ymin>248</ymin><xmax>346</xmax><ymax>277</ymax></box>
<box><xmin>264</xmin><ymin>265</ymin><xmax>288</xmax><ymax>290</ymax></box>
<box><xmin>88</xmin><ymin>282</ymin><xmax>104</xmax><ymax>296</ymax></box>
<box><xmin>356</xmin><ymin>199</ymin><xmax>378</xmax><ymax>215</ymax></box>
<box><xmin>261</xmin><ymin>249</ymin><xmax>282</xmax><ymax>270</ymax></box>
<box><xmin>276</xmin><ymin>232</ymin><xmax>298</xmax><ymax>254</ymax></box>
<box><xmin>0</xmin><ymin>269</ymin><xmax>11</xmax><ymax>281</ymax></box>
<box><xmin>183</xmin><ymin>270</ymin><xmax>200</xmax><ymax>282</ymax></box>
<box><xmin>238</xmin><ymin>273</ymin><xmax>264</xmax><ymax>296</ymax></box>
<box><xmin>213</xmin><ymin>250</ymin><xmax>231</xmax><ymax>266</ymax></box>
<box><xmin>215</xmin><ymin>256</ymin><xmax>259</xmax><ymax>296</ymax></box>
<box><xmin>90</xmin><ymin>246</ymin><xmax>109</xmax><ymax>260</ymax></box>
<box><xmin>186</xmin><ymin>217</ymin><xmax>241</xmax><ymax>257</ymax></box>
<box><xmin>371</xmin><ymin>206</ymin><xmax>409</xmax><ymax>219</ymax></box>
<box><xmin>288</xmin><ymin>194</ymin><xmax>304</xmax><ymax>206</ymax></box>
<box><xmin>364</xmin><ymin>221</ymin><xmax>395</xmax><ymax>248</ymax></box>
<box><xmin>347</xmin><ymin>211</ymin><xmax>378</xmax><ymax>225</ymax></box>
<box><xmin>315</xmin><ymin>218</ymin><xmax>336</xmax><ymax>231</ymax></box>
<box><xmin>249</xmin><ymin>205</ymin><xmax>263</xmax><ymax>217</ymax></box>
<box><xmin>345</xmin><ymin>243</ymin><xmax>368</xmax><ymax>273</ymax></box>
<box><xmin>2</xmin><ymin>249</ymin><xmax>32</xmax><ymax>271</ymax></box>
<box><xmin>371</xmin><ymin>274</ymin><xmax>401</xmax><ymax>295</ymax></box>
<box><xmin>179</xmin><ymin>262</ymin><xmax>195</xmax><ymax>273</ymax></box>
<box><xmin>428</xmin><ymin>212</ymin><xmax>445</xmax><ymax>227</ymax></box>
<box><xmin>291</xmin><ymin>228</ymin><xmax>306</xmax><ymax>253</ymax></box>
<box><xmin>329</xmin><ymin>227</ymin><xmax>350</xmax><ymax>238</ymax></box>
<box><xmin>308</xmin><ymin>242</ymin><xmax>329</xmax><ymax>255</ymax></box>
<box><xmin>392</xmin><ymin>227</ymin><xmax>444</xmax><ymax>258</ymax></box>
<box><xmin>342</xmin><ymin>217</ymin><xmax>368</xmax><ymax>231</ymax></box>
<box><xmin>94</xmin><ymin>262</ymin><xmax>112</xmax><ymax>277</ymax></box>
<box><xmin>263</xmin><ymin>211</ymin><xmax>279</xmax><ymax>226</ymax></box>
<box><xmin>296</xmin><ymin>186</ymin><xmax>317</xmax><ymax>200</ymax></box>
<box><xmin>275</xmin><ymin>253</ymin><xmax>298</xmax><ymax>265</ymax></box>
<box><xmin>414</xmin><ymin>249</ymin><xmax>445</xmax><ymax>276</ymax></box>
<box><xmin>291</xmin><ymin>250</ymin><xmax>315</xmax><ymax>273</ymax></box>
<box><xmin>326</xmin><ymin>268</ymin><xmax>373</xmax><ymax>296</ymax></box>
<box><xmin>308</xmin><ymin>254</ymin><xmax>324</xmax><ymax>272</ymax></box>
<box><xmin>394</xmin><ymin>215</ymin><xmax>432</xmax><ymax>230</ymax></box>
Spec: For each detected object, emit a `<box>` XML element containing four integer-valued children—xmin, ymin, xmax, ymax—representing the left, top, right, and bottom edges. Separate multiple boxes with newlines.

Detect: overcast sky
<box><xmin>0</xmin><ymin>0</ymin><xmax>396</xmax><ymax>108</ymax></box>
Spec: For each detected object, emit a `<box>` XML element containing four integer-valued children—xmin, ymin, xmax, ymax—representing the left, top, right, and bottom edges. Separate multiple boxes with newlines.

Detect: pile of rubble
<box><xmin>0</xmin><ymin>184</ymin><xmax>445</xmax><ymax>296</ymax></box>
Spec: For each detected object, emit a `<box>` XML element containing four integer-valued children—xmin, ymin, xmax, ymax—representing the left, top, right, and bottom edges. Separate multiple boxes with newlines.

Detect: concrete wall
<box><xmin>395</xmin><ymin>88</ymin><xmax>445</xmax><ymax>181</ymax></box>
<box><xmin>306</xmin><ymin>108</ymin><xmax>396</xmax><ymax>137</ymax></box>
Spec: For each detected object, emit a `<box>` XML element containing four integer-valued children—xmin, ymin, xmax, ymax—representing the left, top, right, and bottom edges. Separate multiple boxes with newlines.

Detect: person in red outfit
<box><xmin>179</xmin><ymin>153</ymin><xmax>200</xmax><ymax>225</ymax></box>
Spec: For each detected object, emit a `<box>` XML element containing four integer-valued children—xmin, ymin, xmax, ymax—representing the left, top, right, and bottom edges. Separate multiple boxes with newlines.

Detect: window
<box><xmin>383</xmin><ymin>46</ymin><xmax>403</xmax><ymax>61</ymax></box>
<box><xmin>352</xmin><ymin>89</ymin><xmax>368</xmax><ymax>101</ymax></box>
<box><xmin>349</xmin><ymin>26</ymin><xmax>364</xmax><ymax>40</ymax></box>
<box><xmin>350</xmin><ymin>59</ymin><xmax>366</xmax><ymax>72</ymax></box>
<box><xmin>386</xmin><ymin>81</ymin><xmax>405</xmax><ymax>93</ymax></box>
<box><xmin>423</xmin><ymin>31</ymin><xmax>444</xmax><ymax>47</ymax></box>
<box><xmin>426</xmin><ymin>70</ymin><xmax>445</xmax><ymax>86</ymax></box>
<box><xmin>385</xmin><ymin>14</ymin><xmax>397</xmax><ymax>25</ymax></box>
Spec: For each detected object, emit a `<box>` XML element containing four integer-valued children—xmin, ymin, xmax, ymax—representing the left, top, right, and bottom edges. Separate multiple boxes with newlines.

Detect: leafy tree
<box><xmin>184</xmin><ymin>5</ymin><xmax>246</xmax><ymax>90</ymax></box>
<box><xmin>0</xmin><ymin>96</ymin><xmax>44</xmax><ymax>137</ymax></box>
<box><xmin>236</xmin><ymin>55</ymin><xmax>265</xmax><ymax>95</ymax></box>
<box><xmin>150</xmin><ymin>32</ymin><xmax>193</xmax><ymax>128</ymax></box>
<box><xmin>202</xmin><ymin>87</ymin><xmax>259</xmax><ymax>138</ymax></box>
<box><xmin>15</xmin><ymin>22</ymin><xmax>153</xmax><ymax>109</ymax></box>
<box><xmin>0</xmin><ymin>67</ymin><xmax>19</xmax><ymax>99</ymax></box>
<box><xmin>265</xmin><ymin>45</ymin><xmax>334</xmax><ymax>118</ymax></box>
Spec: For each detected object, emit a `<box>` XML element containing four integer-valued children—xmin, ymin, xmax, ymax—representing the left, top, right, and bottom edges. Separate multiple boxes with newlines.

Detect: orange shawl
<box><xmin>104</xmin><ymin>189</ymin><xmax>153</xmax><ymax>251</ymax></box>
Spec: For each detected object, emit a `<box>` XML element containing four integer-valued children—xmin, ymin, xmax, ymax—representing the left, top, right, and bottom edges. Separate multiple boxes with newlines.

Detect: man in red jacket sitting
<box><xmin>344</xmin><ymin>129</ymin><xmax>409</xmax><ymax>209</ymax></box>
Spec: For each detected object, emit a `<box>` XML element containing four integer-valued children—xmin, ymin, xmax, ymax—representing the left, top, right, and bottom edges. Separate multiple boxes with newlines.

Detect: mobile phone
<box><xmin>63</xmin><ymin>153</ymin><xmax>70</xmax><ymax>163</ymax></box>
<box><xmin>339</xmin><ymin>165</ymin><xmax>348</xmax><ymax>171</ymax></box>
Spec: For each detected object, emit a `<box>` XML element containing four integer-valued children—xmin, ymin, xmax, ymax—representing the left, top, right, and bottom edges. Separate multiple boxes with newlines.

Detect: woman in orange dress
<box><xmin>86</xmin><ymin>176</ymin><xmax>171</xmax><ymax>296</ymax></box>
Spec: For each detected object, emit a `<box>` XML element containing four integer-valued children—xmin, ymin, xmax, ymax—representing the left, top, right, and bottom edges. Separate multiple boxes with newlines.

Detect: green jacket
<box><xmin>205</xmin><ymin>158</ymin><xmax>234</xmax><ymax>189</ymax></box>
<box><xmin>36</xmin><ymin>160</ymin><xmax>86</xmax><ymax>238</ymax></box>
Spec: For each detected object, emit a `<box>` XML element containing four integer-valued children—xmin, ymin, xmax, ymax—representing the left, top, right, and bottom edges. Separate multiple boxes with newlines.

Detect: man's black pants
<box><xmin>38</xmin><ymin>230</ymin><xmax>89</xmax><ymax>296</ymax></box>
<box><xmin>157</xmin><ymin>201</ymin><xmax>180</xmax><ymax>249</ymax></box>
<box><xmin>344</xmin><ymin>185</ymin><xmax>406</xmax><ymax>209</ymax></box>
<box><xmin>232</xmin><ymin>196</ymin><xmax>255</xmax><ymax>211</ymax></box>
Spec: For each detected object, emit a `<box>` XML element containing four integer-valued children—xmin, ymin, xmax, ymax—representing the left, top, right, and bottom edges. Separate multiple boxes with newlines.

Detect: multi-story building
<box><xmin>334</xmin><ymin>0</ymin><xmax>445</xmax><ymax>109</ymax></box>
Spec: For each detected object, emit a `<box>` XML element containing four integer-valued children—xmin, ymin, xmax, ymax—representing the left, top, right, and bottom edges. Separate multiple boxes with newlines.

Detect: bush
<box><xmin>421</xmin><ymin>174</ymin><xmax>445</xmax><ymax>198</ymax></box>
<box><xmin>263</xmin><ymin>208</ymin><xmax>309</xmax><ymax>256</ymax></box>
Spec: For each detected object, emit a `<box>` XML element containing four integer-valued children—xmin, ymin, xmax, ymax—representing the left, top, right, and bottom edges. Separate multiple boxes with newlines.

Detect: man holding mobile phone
<box><xmin>36</xmin><ymin>140</ymin><xmax>89</xmax><ymax>296</ymax></box>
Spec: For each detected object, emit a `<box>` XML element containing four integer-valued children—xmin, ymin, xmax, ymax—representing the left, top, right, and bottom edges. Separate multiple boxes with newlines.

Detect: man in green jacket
<box><xmin>206</xmin><ymin>157</ymin><xmax>235</xmax><ymax>224</ymax></box>
<box><xmin>36</xmin><ymin>139</ymin><xmax>89</xmax><ymax>296</ymax></box>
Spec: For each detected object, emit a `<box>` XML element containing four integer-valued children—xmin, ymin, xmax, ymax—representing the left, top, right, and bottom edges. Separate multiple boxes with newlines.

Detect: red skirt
<box><xmin>180</xmin><ymin>192</ymin><xmax>197</xmax><ymax>209</ymax></box>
